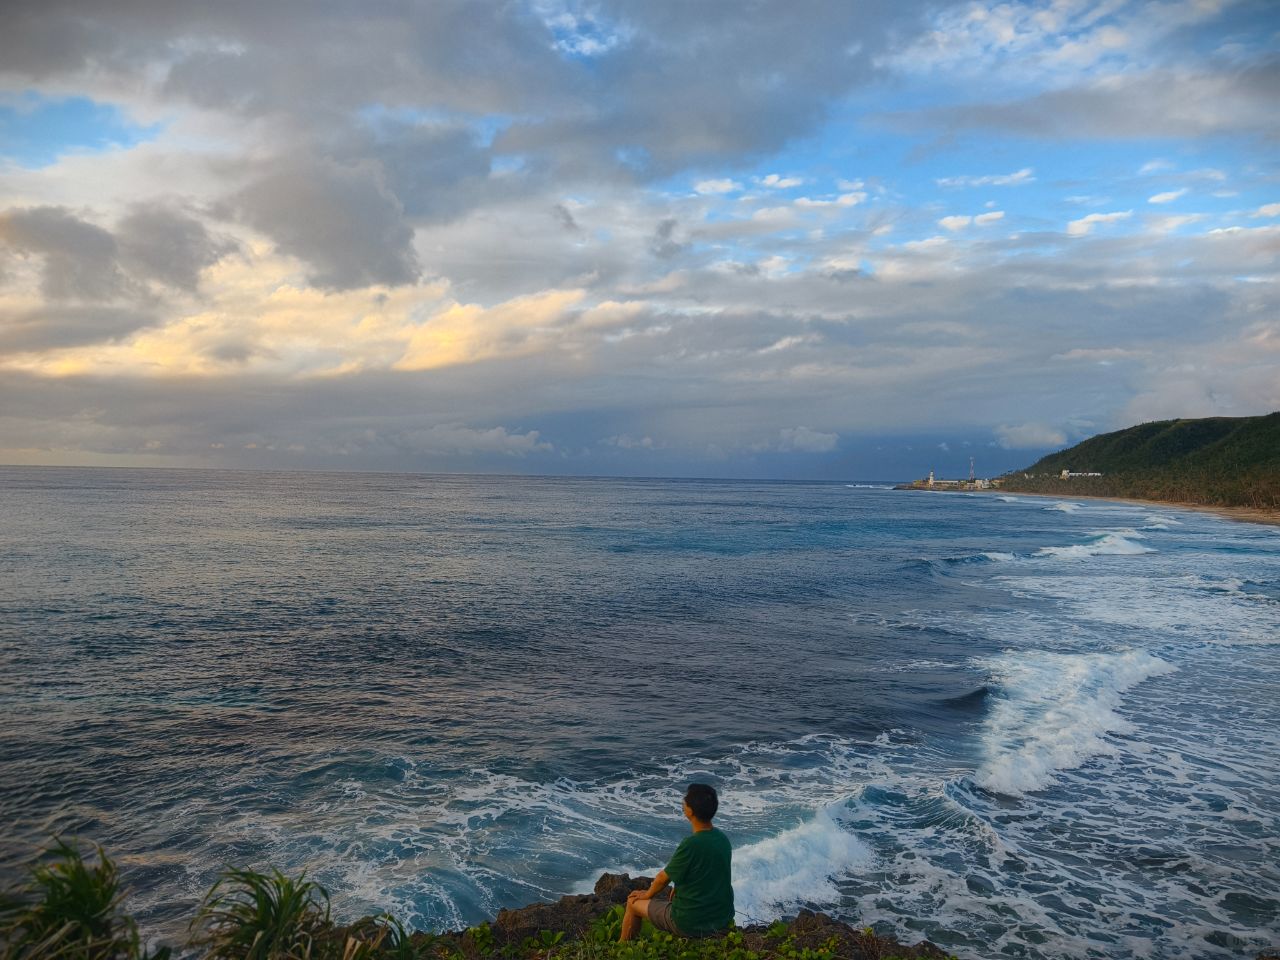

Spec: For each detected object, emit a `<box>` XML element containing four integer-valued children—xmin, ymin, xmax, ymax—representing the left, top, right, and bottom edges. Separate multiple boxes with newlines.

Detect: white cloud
<box><xmin>402</xmin><ymin>424</ymin><xmax>552</xmax><ymax>456</ymax></box>
<box><xmin>974</xmin><ymin>210</ymin><xmax>1005</xmax><ymax>225</ymax></box>
<box><xmin>694</xmin><ymin>178</ymin><xmax>742</xmax><ymax>195</ymax></box>
<box><xmin>795</xmin><ymin>191</ymin><xmax>865</xmax><ymax>208</ymax></box>
<box><xmin>938</xmin><ymin>215</ymin><xmax>972</xmax><ymax>231</ymax></box>
<box><xmin>936</xmin><ymin>168</ymin><xmax>1034</xmax><ymax>188</ymax></box>
<box><xmin>1139</xmin><ymin>159</ymin><xmax>1174</xmax><ymax>174</ymax></box>
<box><xmin>778</xmin><ymin>426</ymin><xmax>839</xmax><ymax>453</ymax></box>
<box><xmin>1148</xmin><ymin>188</ymin><xmax>1187</xmax><ymax>204</ymax></box>
<box><xmin>1149</xmin><ymin>213</ymin><xmax>1204</xmax><ymax>233</ymax></box>
<box><xmin>837</xmin><ymin>179</ymin><xmax>865</xmax><ymax>191</ymax></box>
<box><xmin>1066</xmin><ymin>210</ymin><xmax>1132</xmax><ymax>236</ymax></box>
<box><xmin>602</xmin><ymin>434</ymin><xmax>657</xmax><ymax>449</ymax></box>
<box><xmin>1252</xmin><ymin>202</ymin><xmax>1280</xmax><ymax>218</ymax></box>
<box><xmin>996</xmin><ymin>422</ymin><xmax>1067</xmax><ymax>449</ymax></box>
<box><xmin>759</xmin><ymin>174</ymin><xmax>803</xmax><ymax>188</ymax></box>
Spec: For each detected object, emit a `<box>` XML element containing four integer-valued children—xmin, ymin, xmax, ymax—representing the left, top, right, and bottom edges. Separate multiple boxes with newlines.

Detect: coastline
<box><xmin>970</xmin><ymin>489</ymin><xmax>1280</xmax><ymax>528</ymax></box>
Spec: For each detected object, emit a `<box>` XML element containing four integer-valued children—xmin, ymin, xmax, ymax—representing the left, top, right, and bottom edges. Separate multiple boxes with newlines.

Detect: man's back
<box><xmin>667</xmin><ymin>827</ymin><xmax>734</xmax><ymax>935</ymax></box>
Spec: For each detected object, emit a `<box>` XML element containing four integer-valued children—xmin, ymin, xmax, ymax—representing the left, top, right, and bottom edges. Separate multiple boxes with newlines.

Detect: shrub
<box><xmin>189</xmin><ymin>868</ymin><xmax>331</xmax><ymax>960</ymax></box>
<box><xmin>0</xmin><ymin>837</ymin><xmax>166</xmax><ymax>960</ymax></box>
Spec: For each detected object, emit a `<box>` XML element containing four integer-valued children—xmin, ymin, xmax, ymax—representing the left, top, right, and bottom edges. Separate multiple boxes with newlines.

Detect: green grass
<box><xmin>2</xmin><ymin>842</ymin><xmax>952</xmax><ymax>960</ymax></box>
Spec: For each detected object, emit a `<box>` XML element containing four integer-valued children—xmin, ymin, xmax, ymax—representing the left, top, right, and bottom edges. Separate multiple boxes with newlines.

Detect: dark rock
<box><xmin>346</xmin><ymin>873</ymin><xmax>951</xmax><ymax>960</ymax></box>
<box><xmin>493</xmin><ymin>873</ymin><xmax>648</xmax><ymax>946</ymax></box>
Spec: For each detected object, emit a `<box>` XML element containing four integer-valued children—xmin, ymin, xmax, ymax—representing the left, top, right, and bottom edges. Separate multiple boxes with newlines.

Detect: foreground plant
<box><xmin>189</xmin><ymin>868</ymin><xmax>331</xmax><ymax>960</ymax></box>
<box><xmin>0</xmin><ymin>837</ymin><xmax>166</xmax><ymax>960</ymax></box>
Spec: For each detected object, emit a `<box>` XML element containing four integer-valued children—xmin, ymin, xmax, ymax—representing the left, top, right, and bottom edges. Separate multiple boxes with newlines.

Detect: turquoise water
<box><xmin>1</xmin><ymin>468</ymin><xmax>1277</xmax><ymax>958</ymax></box>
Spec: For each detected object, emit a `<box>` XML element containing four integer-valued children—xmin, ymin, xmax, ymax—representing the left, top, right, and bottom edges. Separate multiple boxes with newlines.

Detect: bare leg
<box><xmin>619</xmin><ymin>897</ymin><xmax>649</xmax><ymax>942</ymax></box>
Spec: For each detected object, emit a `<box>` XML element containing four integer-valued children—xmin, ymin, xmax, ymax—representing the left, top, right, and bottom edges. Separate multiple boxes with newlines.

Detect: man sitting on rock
<box><xmin>619</xmin><ymin>783</ymin><xmax>734</xmax><ymax>941</ymax></box>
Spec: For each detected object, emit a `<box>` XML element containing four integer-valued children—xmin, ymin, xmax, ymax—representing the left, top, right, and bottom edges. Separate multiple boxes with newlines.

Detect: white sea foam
<box><xmin>996</xmin><ymin>495</ymin><xmax>1021</xmax><ymax>503</ymax></box>
<box><xmin>1034</xmin><ymin>531</ymin><xmax>1154</xmax><ymax>559</ymax></box>
<box><xmin>997</xmin><ymin>574</ymin><xmax>1278</xmax><ymax>645</ymax></box>
<box><xmin>732</xmin><ymin>806</ymin><xmax>873</xmax><ymax>922</ymax></box>
<box><xmin>982</xmin><ymin>551</ymin><xmax>1016</xmax><ymax>562</ymax></box>
<box><xmin>974</xmin><ymin>649</ymin><xmax>1176</xmax><ymax>796</ymax></box>
<box><xmin>1143</xmin><ymin>514</ymin><xmax>1184</xmax><ymax>529</ymax></box>
<box><xmin>845</xmin><ymin>484</ymin><xmax>894</xmax><ymax>490</ymax></box>
<box><xmin>1046</xmin><ymin>501</ymin><xmax>1080</xmax><ymax>512</ymax></box>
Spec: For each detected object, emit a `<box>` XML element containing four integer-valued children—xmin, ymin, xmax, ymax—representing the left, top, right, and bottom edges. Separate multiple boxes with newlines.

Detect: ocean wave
<box><xmin>845</xmin><ymin>484</ymin><xmax>894</xmax><ymax>490</ymax></box>
<box><xmin>1034</xmin><ymin>532</ymin><xmax>1154</xmax><ymax>559</ymax></box>
<box><xmin>974</xmin><ymin>649</ymin><xmax>1176</xmax><ymax>796</ymax></box>
<box><xmin>996</xmin><ymin>574</ymin><xmax>1279</xmax><ymax>645</ymax></box>
<box><xmin>732</xmin><ymin>806</ymin><xmax>872</xmax><ymax>922</ymax></box>
<box><xmin>1045</xmin><ymin>501</ymin><xmax>1080</xmax><ymax>512</ymax></box>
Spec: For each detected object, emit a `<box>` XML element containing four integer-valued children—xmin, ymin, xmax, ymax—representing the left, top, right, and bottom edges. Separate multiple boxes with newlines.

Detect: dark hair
<box><xmin>684</xmin><ymin>783</ymin><xmax>719</xmax><ymax>822</ymax></box>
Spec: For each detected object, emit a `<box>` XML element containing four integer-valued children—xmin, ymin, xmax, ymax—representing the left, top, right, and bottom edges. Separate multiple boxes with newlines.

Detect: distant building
<box><xmin>897</xmin><ymin>467</ymin><xmax>991</xmax><ymax>491</ymax></box>
<box><xmin>1059</xmin><ymin>469</ymin><xmax>1104</xmax><ymax>479</ymax></box>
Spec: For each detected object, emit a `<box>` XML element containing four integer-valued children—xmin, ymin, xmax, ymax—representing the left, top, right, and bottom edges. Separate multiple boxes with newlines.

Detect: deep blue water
<box><xmin>1</xmin><ymin>468</ymin><xmax>1277</xmax><ymax>959</ymax></box>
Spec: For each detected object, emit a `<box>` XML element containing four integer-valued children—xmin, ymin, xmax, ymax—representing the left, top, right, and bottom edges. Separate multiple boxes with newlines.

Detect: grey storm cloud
<box><xmin>0</xmin><ymin>0</ymin><xmax>942</xmax><ymax>179</ymax></box>
<box><xmin>0</xmin><ymin>207</ymin><xmax>130</xmax><ymax>301</ymax></box>
<box><xmin>649</xmin><ymin>219</ymin><xmax>686</xmax><ymax>259</ymax></box>
<box><xmin>902</xmin><ymin>59</ymin><xmax>1280</xmax><ymax>141</ymax></box>
<box><xmin>117</xmin><ymin>203</ymin><xmax>237</xmax><ymax>291</ymax></box>
<box><xmin>0</xmin><ymin>305</ymin><xmax>157</xmax><ymax>355</ymax></box>
<box><xmin>230</xmin><ymin>159</ymin><xmax>420</xmax><ymax>290</ymax></box>
<box><xmin>0</xmin><ymin>203</ymin><xmax>232</xmax><ymax>299</ymax></box>
<box><xmin>0</xmin><ymin>203</ymin><xmax>235</xmax><ymax>354</ymax></box>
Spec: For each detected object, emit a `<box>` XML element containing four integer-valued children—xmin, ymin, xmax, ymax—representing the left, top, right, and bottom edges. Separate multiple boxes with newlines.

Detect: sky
<box><xmin>0</xmin><ymin>0</ymin><xmax>1277</xmax><ymax>480</ymax></box>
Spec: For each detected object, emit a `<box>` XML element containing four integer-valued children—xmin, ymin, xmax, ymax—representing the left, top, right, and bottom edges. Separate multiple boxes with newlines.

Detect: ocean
<box><xmin>1</xmin><ymin>467</ymin><xmax>1277</xmax><ymax>959</ymax></box>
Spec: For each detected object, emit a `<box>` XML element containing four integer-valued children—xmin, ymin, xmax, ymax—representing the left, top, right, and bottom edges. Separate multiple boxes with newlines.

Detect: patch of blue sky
<box><xmin>0</xmin><ymin>92</ymin><xmax>162</xmax><ymax>168</ymax></box>
<box><xmin>357</xmin><ymin>103</ymin><xmax>513</xmax><ymax>147</ymax></box>
<box><xmin>532</xmin><ymin>0</ymin><xmax>632</xmax><ymax>60</ymax></box>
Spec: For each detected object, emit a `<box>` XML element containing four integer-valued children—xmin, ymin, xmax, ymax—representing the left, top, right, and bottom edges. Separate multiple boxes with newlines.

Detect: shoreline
<box><xmin>968</xmin><ymin>489</ymin><xmax>1280</xmax><ymax>528</ymax></box>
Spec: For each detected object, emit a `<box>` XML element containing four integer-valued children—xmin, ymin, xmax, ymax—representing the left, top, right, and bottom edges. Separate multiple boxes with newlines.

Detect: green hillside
<box><xmin>997</xmin><ymin>413</ymin><xmax>1280</xmax><ymax>508</ymax></box>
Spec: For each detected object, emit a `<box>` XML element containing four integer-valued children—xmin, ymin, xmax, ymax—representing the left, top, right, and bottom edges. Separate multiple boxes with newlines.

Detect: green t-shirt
<box><xmin>666</xmin><ymin>827</ymin><xmax>734</xmax><ymax>935</ymax></box>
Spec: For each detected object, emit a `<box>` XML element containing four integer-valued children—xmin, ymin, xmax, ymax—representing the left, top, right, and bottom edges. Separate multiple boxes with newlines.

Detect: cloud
<box><xmin>938</xmin><ymin>215</ymin><xmax>972</xmax><ymax>231</ymax></box>
<box><xmin>936</xmin><ymin>167</ymin><xmax>1034</xmax><ymax>188</ymax></box>
<box><xmin>911</xmin><ymin>63</ymin><xmax>1280</xmax><ymax>141</ymax></box>
<box><xmin>759</xmin><ymin>174</ymin><xmax>804</xmax><ymax>188</ymax></box>
<box><xmin>0</xmin><ymin>305</ymin><xmax>157</xmax><ymax>355</ymax></box>
<box><xmin>649</xmin><ymin>218</ymin><xmax>686</xmax><ymax>259</ymax></box>
<box><xmin>1252</xmin><ymin>203</ymin><xmax>1280</xmax><ymax>218</ymax></box>
<box><xmin>230</xmin><ymin>158</ymin><xmax>419</xmax><ymax>291</ymax></box>
<box><xmin>1148</xmin><ymin>189</ymin><xmax>1187</xmax><ymax>204</ymax></box>
<box><xmin>0</xmin><ymin>206</ymin><xmax>130</xmax><ymax>301</ymax></box>
<box><xmin>395</xmin><ymin>423</ymin><xmax>552</xmax><ymax>456</ymax></box>
<box><xmin>974</xmin><ymin>210</ymin><xmax>1004</xmax><ymax>225</ymax></box>
<box><xmin>551</xmin><ymin>203</ymin><xmax>580</xmax><ymax>232</ymax></box>
<box><xmin>777</xmin><ymin>426</ymin><xmax>838</xmax><ymax>453</ymax></box>
<box><xmin>694</xmin><ymin>178</ymin><xmax>741</xmax><ymax>195</ymax></box>
<box><xmin>116</xmin><ymin>203</ymin><xmax>235</xmax><ymax>291</ymax></box>
<box><xmin>996</xmin><ymin>422</ymin><xmax>1067</xmax><ymax>449</ymax></box>
<box><xmin>1067</xmin><ymin>211</ymin><xmax>1132</xmax><ymax>237</ymax></box>
<box><xmin>395</xmin><ymin>288</ymin><xmax>588</xmax><ymax>371</ymax></box>
<box><xmin>794</xmin><ymin>192</ymin><xmax>865</xmax><ymax>208</ymax></box>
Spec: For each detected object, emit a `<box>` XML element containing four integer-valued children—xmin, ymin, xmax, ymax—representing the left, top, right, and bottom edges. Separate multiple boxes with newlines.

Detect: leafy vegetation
<box><xmin>0</xmin><ymin>839</ymin><xmax>168</xmax><ymax>960</ymax></box>
<box><xmin>2</xmin><ymin>842</ymin><xmax>949</xmax><ymax>960</ymax></box>
<box><xmin>189</xmin><ymin>868</ymin><xmax>332</xmax><ymax>960</ymax></box>
<box><xmin>998</xmin><ymin>413</ymin><xmax>1280</xmax><ymax>508</ymax></box>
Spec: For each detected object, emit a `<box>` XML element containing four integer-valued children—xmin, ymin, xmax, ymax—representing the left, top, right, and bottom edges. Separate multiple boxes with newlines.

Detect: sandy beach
<box><xmin>982</xmin><ymin>489</ymin><xmax>1280</xmax><ymax>528</ymax></box>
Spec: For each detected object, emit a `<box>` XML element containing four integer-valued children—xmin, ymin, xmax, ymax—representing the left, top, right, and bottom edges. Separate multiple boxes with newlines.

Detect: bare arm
<box><xmin>627</xmin><ymin>869</ymin><xmax>670</xmax><ymax>901</ymax></box>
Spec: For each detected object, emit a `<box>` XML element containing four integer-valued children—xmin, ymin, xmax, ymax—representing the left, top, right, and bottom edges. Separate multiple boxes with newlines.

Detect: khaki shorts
<box><xmin>646</xmin><ymin>897</ymin><xmax>686</xmax><ymax>937</ymax></box>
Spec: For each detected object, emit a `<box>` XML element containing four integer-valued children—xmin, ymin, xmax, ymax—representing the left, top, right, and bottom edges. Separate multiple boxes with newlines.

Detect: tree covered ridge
<box><xmin>997</xmin><ymin>413</ymin><xmax>1280</xmax><ymax>509</ymax></box>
